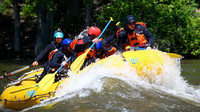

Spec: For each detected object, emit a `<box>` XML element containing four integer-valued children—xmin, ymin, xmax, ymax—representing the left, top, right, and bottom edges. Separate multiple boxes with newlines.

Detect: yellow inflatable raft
<box><xmin>0</xmin><ymin>50</ymin><xmax>176</xmax><ymax>110</ymax></box>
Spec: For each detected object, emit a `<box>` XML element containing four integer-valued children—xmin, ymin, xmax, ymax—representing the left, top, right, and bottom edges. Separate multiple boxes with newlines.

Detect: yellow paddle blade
<box><xmin>166</xmin><ymin>53</ymin><xmax>182</xmax><ymax>58</ymax></box>
<box><xmin>70</xmin><ymin>48</ymin><xmax>91</xmax><ymax>74</ymax></box>
<box><xmin>38</xmin><ymin>72</ymin><xmax>57</xmax><ymax>91</ymax></box>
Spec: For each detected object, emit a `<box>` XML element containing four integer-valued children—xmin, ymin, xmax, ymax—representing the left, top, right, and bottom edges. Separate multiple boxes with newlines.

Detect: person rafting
<box><xmin>70</xmin><ymin>26</ymin><xmax>101</xmax><ymax>67</ymax></box>
<box><xmin>32</xmin><ymin>28</ymin><xmax>64</xmax><ymax>66</ymax></box>
<box><xmin>35</xmin><ymin>38</ymin><xmax>72</xmax><ymax>83</ymax></box>
<box><xmin>118</xmin><ymin>15</ymin><xmax>156</xmax><ymax>51</ymax></box>
<box><xmin>101</xmin><ymin>15</ymin><xmax>156</xmax><ymax>51</ymax></box>
<box><xmin>95</xmin><ymin>40</ymin><xmax>116</xmax><ymax>59</ymax></box>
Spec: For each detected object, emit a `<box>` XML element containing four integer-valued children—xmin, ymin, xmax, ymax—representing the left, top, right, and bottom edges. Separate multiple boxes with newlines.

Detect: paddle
<box><xmin>38</xmin><ymin>57</ymin><xmax>71</xmax><ymax>91</ymax></box>
<box><xmin>0</xmin><ymin>65</ymin><xmax>32</xmax><ymax>79</ymax></box>
<box><xmin>7</xmin><ymin>74</ymin><xmax>42</xmax><ymax>86</ymax></box>
<box><xmin>125</xmin><ymin>46</ymin><xmax>182</xmax><ymax>58</ymax></box>
<box><xmin>70</xmin><ymin>17</ymin><xmax>114</xmax><ymax>74</ymax></box>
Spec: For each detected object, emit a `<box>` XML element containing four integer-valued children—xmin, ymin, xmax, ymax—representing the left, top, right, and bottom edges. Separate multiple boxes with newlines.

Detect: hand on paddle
<box><xmin>92</xmin><ymin>38</ymin><xmax>99</xmax><ymax>43</ymax></box>
<box><xmin>137</xmin><ymin>44</ymin><xmax>151</xmax><ymax>50</ymax></box>
<box><xmin>70</xmin><ymin>17</ymin><xmax>114</xmax><ymax>74</ymax></box>
<box><xmin>146</xmin><ymin>47</ymin><xmax>152</xmax><ymax>50</ymax></box>
<box><xmin>61</xmin><ymin>61</ymin><xmax>67</xmax><ymax>66</ymax></box>
<box><xmin>32</xmin><ymin>61</ymin><xmax>38</xmax><ymax>66</ymax></box>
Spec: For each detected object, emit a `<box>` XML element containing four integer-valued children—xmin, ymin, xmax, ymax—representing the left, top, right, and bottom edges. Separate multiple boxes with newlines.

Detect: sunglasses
<box><xmin>128</xmin><ymin>23</ymin><xmax>136</xmax><ymax>26</ymax></box>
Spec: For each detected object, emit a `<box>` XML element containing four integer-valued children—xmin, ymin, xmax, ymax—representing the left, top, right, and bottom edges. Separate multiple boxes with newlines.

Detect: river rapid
<box><xmin>6</xmin><ymin>58</ymin><xmax>197</xmax><ymax>112</ymax></box>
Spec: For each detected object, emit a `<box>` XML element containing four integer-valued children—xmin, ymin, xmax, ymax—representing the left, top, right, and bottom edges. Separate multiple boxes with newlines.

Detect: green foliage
<box><xmin>20</xmin><ymin>0</ymin><xmax>37</xmax><ymax>17</ymax></box>
<box><xmin>96</xmin><ymin>0</ymin><xmax>200</xmax><ymax>57</ymax></box>
<box><xmin>21</xmin><ymin>0</ymin><xmax>57</xmax><ymax>17</ymax></box>
<box><xmin>0</xmin><ymin>0</ymin><xmax>12</xmax><ymax>13</ymax></box>
<box><xmin>1</xmin><ymin>0</ymin><xmax>199</xmax><ymax>58</ymax></box>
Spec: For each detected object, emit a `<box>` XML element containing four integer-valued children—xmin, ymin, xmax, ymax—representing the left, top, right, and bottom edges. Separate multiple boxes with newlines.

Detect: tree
<box><xmin>13</xmin><ymin>0</ymin><xmax>20</xmax><ymax>54</ymax></box>
<box><xmin>96</xmin><ymin>0</ymin><xmax>200</xmax><ymax>58</ymax></box>
<box><xmin>21</xmin><ymin>0</ymin><xmax>54</xmax><ymax>56</ymax></box>
<box><xmin>34</xmin><ymin>1</ymin><xmax>53</xmax><ymax>56</ymax></box>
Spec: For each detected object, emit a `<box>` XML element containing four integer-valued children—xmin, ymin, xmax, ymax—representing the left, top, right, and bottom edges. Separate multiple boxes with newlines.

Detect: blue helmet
<box><xmin>62</xmin><ymin>38</ymin><xmax>72</xmax><ymax>47</ymax></box>
<box><xmin>54</xmin><ymin>31</ymin><xmax>64</xmax><ymax>38</ymax></box>
<box><xmin>96</xmin><ymin>41</ymin><xmax>103</xmax><ymax>50</ymax></box>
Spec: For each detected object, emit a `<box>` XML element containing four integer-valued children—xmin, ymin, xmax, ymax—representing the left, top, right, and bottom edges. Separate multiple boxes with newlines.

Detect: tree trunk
<box><xmin>85</xmin><ymin>6</ymin><xmax>92</xmax><ymax>28</ymax></box>
<box><xmin>34</xmin><ymin>2</ymin><xmax>53</xmax><ymax>57</ymax></box>
<box><xmin>85</xmin><ymin>0</ymin><xmax>105</xmax><ymax>28</ymax></box>
<box><xmin>34</xmin><ymin>4</ymin><xmax>48</xmax><ymax>56</ymax></box>
<box><xmin>48</xmin><ymin>11</ymin><xmax>53</xmax><ymax>39</ymax></box>
<box><xmin>13</xmin><ymin>0</ymin><xmax>20</xmax><ymax>53</ymax></box>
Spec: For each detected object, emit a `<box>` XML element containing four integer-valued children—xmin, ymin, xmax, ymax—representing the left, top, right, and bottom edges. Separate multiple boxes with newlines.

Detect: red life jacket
<box><xmin>70</xmin><ymin>39</ymin><xmax>95</xmax><ymax>58</ymax></box>
<box><xmin>48</xmin><ymin>49</ymin><xmax>59</xmax><ymax>60</ymax></box>
<box><xmin>95</xmin><ymin>38</ymin><xmax>116</xmax><ymax>59</ymax></box>
<box><xmin>48</xmin><ymin>50</ymin><xmax>70</xmax><ymax>71</ymax></box>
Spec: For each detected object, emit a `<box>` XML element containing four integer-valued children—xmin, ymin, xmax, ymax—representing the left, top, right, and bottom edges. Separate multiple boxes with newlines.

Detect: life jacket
<box><xmin>128</xmin><ymin>31</ymin><xmax>147</xmax><ymax>47</ymax></box>
<box><xmin>48</xmin><ymin>49</ymin><xmax>59</xmax><ymax>60</ymax></box>
<box><xmin>50</xmin><ymin>60</ymin><xmax>71</xmax><ymax>72</ymax></box>
<box><xmin>99</xmin><ymin>46</ymin><xmax>116</xmax><ymax>59</ymax></box>
<box><xmin>48</xmin><ymin>50</ymin><xmax>70</xmax><ymax>71</ymax></box>
<box><xmin>116</xmin><ymin>22</ymin><xmax>148</xmax><ymax>47</ymax></box>
<box><xmin>136</xmin><ymin>22</ymin><xmax>146</xmax><ymax>27</ymax></box>
<box><xmin>82</xmin><ymin>49</ymin><xmax>95</xmax><ymax>58</ymax></box>
<box><xmin>70</xmin><ymin>39</ymin><xmax>79</xmax><ymax>50</ymax></box>
<box><xmin>95</xmin><ymin>38</ymin><xmax>116</xmax><ymax>59</ymax></box>
<box><xmin>70</xmin><ymin>38</ymin><xmax>95</xmax><ymax>58</ymax></box>
<box><xmin>48</xmin><ymin>41</ymin><xmax>61</xmax><ymax>60</ymax></box>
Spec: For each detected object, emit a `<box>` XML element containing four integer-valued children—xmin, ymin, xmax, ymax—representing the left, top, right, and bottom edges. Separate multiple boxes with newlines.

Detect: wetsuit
<box><xmin>101</xmin><ymin>34</ymin><xmax>117</xmax><ymax>46</ymax></box>
<box><xmin>72</xmin><ymin>36</ymin><xmax>96</xmax><ymax>68</ymax></box>
<box><xmin>102</xmin><ymin>24</ymin><xmax>155</xmax><ymax>51</ymax></box>
<box><xmin>36</xmin><ymin>50</ymin><xmax>70</xmax><ymax>83</ymax></box>
<box><xmin>118</xmin><ymin>24</ymin><xmax>155</xmax><ymax>51</ymax></box>
<box><xmin>34</xmin><ymin>41</ymin><xmax>61</xmax><ymax>62</ymax></box>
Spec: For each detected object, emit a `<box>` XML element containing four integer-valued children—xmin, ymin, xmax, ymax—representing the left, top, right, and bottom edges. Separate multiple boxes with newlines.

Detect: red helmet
<box><xmin>88</xmin><ymin>26</ymin><xmax>101</xmax><ymax>36</ymax></box>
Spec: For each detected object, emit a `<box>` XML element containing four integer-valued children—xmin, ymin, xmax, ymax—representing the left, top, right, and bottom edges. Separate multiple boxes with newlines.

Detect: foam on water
<box><xmin>55</xmin><ymin>54</ymin><xmax>200</xmax><ymax>104</ymax></box>
<box><xmin>22</xmin><ymin>54</ymin><xmax>200</xmax><ymax>111</ymax></box>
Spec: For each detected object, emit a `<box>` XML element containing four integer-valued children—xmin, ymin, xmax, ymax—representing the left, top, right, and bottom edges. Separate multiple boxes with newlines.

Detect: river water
<box><xmin>0</xmin><ymin>58</ymin><xmax>200</xmax><ymax>112</ymax></box>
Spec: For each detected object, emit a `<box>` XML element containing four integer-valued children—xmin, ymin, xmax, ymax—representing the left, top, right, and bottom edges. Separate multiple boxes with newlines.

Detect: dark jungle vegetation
<box><xmin>0</xmin><ymin>0</ymin><xmax>200</xmax><ymax>59</ymax></box>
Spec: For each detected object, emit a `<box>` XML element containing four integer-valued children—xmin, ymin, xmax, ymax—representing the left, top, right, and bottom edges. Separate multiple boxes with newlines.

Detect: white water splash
<box><xmin>74</xmin><ymin>28</ymin><xmax>88</xmax><ymax>39</ymax></box>
<box><xmin>53</xmin><ymin>54</ymin><xmax>200</xmax><ymax>104</ymax></box>
<box><xmin>23</xmin><ymin>54</ymin><xmax>200</xmax><ymax>111</ymax></box>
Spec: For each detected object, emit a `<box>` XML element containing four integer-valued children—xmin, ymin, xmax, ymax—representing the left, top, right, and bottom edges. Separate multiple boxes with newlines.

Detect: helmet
<box><xmin>54</xmin><ymin>31</ymin><xmax>64</xmax><ymax>38</ymax></box>
<box><xmin>88</xmin><ymin>26</ymin><xmax>101</xmax><ymax>36</ymax></box>
<box><xmin>62</xmin><ymin>38</ymin><xmax>72</xmax><ymax>47</ymax></box>
<box><xmin>95</xmin><ymin>41</ymin><xmax>102</xmax><ymax>50</ymax></box>
<box><xmin>124</xmin><ymin>15</ymin><xmax>137</xmax><ymax>24</ymax></box>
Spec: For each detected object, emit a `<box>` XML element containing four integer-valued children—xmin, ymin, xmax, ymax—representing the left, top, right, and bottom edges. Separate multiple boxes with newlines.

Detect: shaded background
<box><xmin>0</xmin><ymin>0</ymin><xmax>200</xmax><ymax>60</ymax></box>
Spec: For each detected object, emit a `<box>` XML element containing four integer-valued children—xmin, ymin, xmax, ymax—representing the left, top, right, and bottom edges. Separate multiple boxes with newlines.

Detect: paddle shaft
<box><xmin>8</xmin><ymin>65</ymin><xmax>32</xmax><ymax>76</ymax></box>
<box><xmin>70</xmin><ymin>17</ymin><xmax>113</xmax><ymax>73</ymax></box>
<box><xmin>56</xmin><ymin>57</ymin><xmax>71</xmax><ymax>72</ymax></box>
<box><xmin>90</xmin><ymin>18</ymin><xmax>113</xmax><ymax>49</ymax></box>
<box><xmin>130</xmin><ymin>47</ymin><xmax>146</xmax><ymax>50</ymax></box>
<box><xmin>38</xmin><ymin>57</ymin><xmax>71</xmax><ymax>91</ymax></box>
<box><xmin>0</xmin><ymin>65</ymin><xmax>32</xmax><ymax>80</ymax></box>
<box><xmin>7</xmin><ymin>74</ymin><xmax>42</xmax><ymax>86</ymax></box>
